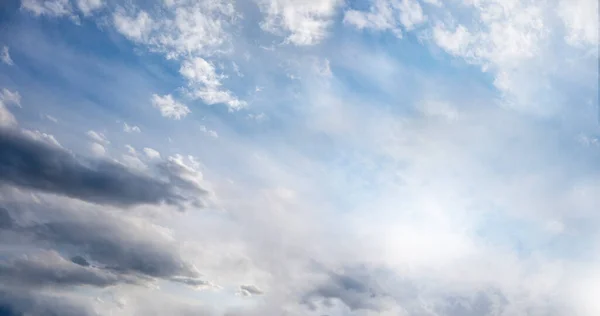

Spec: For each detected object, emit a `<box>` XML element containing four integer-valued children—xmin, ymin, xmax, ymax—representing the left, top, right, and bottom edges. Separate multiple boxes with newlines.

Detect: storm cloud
<box><xmin>0</xmin><ymin>128</ymin><xmax>206</xmax><ymax>208</ymax></box>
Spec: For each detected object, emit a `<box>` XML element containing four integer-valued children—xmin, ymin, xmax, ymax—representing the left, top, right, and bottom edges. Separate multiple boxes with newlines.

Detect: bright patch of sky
<box><xmin>0</xmin><ymin>0</ymin><xmax>598</xmax><ymax>315</ymax></box>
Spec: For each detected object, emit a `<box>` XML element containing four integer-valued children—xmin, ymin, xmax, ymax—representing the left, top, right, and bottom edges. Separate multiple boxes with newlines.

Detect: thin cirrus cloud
<box><xmin>0</xmin><ymin>0</ymin><xmax>598</xmax><ymax>315</ymax></box>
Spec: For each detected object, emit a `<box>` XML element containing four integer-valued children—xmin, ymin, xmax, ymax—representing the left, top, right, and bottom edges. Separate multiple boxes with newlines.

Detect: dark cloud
<box><xmin>0</xmin><ymin>288</ymin><xmax>96</xmax><ymax>316</ymax></box>
<box><xmin>302</xmin><ymin>267</ymin><xmax>389</xmax><ymax>312</ymax></box>
<box><xmin>0</xmin><ymin>128</ymin><xmax>206</xmax><ymax>207</ymax></box>
<box><xmin>0</xmin><ymin>250</ymin><xmax>134</xmax><ymax>288</ymax></box>
<box><xmin>0</xmin><ymin>205</ymin><xmax>197</xmax><ymax>281</ymax></box>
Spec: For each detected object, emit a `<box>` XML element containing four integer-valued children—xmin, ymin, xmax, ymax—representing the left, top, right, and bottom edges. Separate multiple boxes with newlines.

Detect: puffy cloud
<box><xmin>1</xmin><ymin>46</ymin><xmax>13</xmax><ymax>66</ymax></box>
<box><xmin>151</xmin><ymin>94</ymin><xmax>190</xmax><ymax>119</ymax></box>
<box><xmin>0</xmin><ymin>88</ymin><xmax>21</xmax><ymax>108</ymax></box>
<box><xmin>557</xmin><ymin>0</ymin><xmax>599</xmax><ymax>48</ymax></box>
<box><xmin>0</xmin><ymin>128</ymin><xmax>208</xmax><ymax>207</ymax></box>
<box><xmin>257</xmin><ymin>0</ymin><xmax>341</xmax><ymax>45</ymax></box>
<box><xmin>112</xmin><ymin>9</ymin><xmax>153</xmax><ymax>43</ymax></box>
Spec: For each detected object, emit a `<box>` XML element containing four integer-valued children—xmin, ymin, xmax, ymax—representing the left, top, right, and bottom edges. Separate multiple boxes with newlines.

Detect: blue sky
<box><xmin>0</xmin><ymin>0</ymin><xmax>598</xmax><ymax>315</ymax></box>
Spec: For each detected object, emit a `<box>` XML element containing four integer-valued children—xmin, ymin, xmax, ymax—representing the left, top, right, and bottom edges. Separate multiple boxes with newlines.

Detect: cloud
<box><xmin>0</xmin><ymin>89</ymin><xmax>20</xmax><ymax>128</ymax></box>
<box><xmin>199</xmin><ymin>125</ymin><xmax>218</xmax><ymax>138</ymax></box>
<box><xmin>123</xmin><ymin>122</ymin><xmax>141</xmax><ymax>133</ymax></box>
<box><xmin>0</xmin><ymin>288</ymin><xmax>96</xmax><ymax>316</ymax></box>
<box><xmin>239</xmin><ymin>284</ymin><xmax>263</xmax><ymax>296</ymax></box>
<box><xmin>90</xmin><ymin>142</ymin><xmax>106</xmax><ymax>156</ymax></box>
<box><xmin>22</xmin><ymin>129</ymin><xmax>62</xmax><ymax>147</ymax></box>
<box><xmin>0</xmin><ymin>128</ymin><xmax>208</xmax><ymax>207</ymax></box>
<box><xmin>1</xmin><ymin>46</ymin><xmax>13</xmax><ymax>66</ymax></box>
<box><xmin>0</xmin><ymin>250</ymin><xmax>133</xmax><ymax>288</ymax></box>
<box><xmin>112</xmin><ymin>8</ymin><xmax>153</xmax><ymax>43</ymax></box>
<box><xmin>257</xmin><ymin>0</ymin><xmax>341</xmax><ymax>45</ymax></box>
<box><xmin>21</xmin><ymin>0</ymin><xmax>74</xmax><ymax>18</ymax></box>
<box><xmin>143</xmin><ymin>147</ymin><xmax>161</xmax><ymax>159</ymax></box>
<box><xmin>151</xmin><ymin>94</ymin><xmax>190</xmax><ymax>119</ymax></box>
<box><xmin>75</xmin><ymin>0</ymin><xmax>103</xmax><ymax>16</ymax></box>
<box><xmin>86</xmin><ymin>130</ymin><xmax>109</xmax><ymax>144</ymax></box>
<box><xmin>344</xmin><ymin>0</ymin><xmax>427</xmax><ymax>37</ymax></box>
<box><xmin>0</xmin><ymin>89</ymin><xmax>21</xmax><ymax>108</ymax></box>
<box><xmin>180</xmin><ymin>58</ymin><xmax>245</xmax><ymax>111</ymax></box>
<box><xmin>557</xmin><ymin>0</ymin><xmax>599</xmax><ymax>48</ymax></box>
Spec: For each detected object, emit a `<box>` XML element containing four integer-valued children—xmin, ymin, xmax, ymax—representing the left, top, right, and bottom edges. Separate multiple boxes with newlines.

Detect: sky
<box><xmin>0</xmin><ymin>0</ymin><xmax>598</xmax><ymax>315</ymax></box>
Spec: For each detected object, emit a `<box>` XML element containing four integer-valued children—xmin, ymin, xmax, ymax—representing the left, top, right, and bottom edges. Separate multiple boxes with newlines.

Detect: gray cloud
<box><xmin>0</xmin><ymin>128</ymin><xmax>206</xmax><ymax>208</ymax></box>
<box><xmin>302</xmin><ymin>267</ymin><xmax>389</xmax><ymax>312</ymax></box>
<box><xmin>239</xmin><ymin>284</ymin><xmax>263</xmax><ymax>296</ymax></box>
<box><xmin>0</xmin><ymin>288</ymin><xmax>97</xmax><ymax>316</ymax></box>
<box><xmin>0</xmin><ymin>204</ymin><xmax>197</xmax><ymax>282</ymax></box>
<box><xmin>0</xmin><ymin>250</ymin><xmax>135</xmax><ymax>288</ymax></box>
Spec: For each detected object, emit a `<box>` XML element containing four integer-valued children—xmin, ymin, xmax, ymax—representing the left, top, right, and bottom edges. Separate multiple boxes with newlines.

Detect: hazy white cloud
<box><xmin>113</xmin><ymin>9</ymin><xmax>153</xmax><ymax>43</ymax></box>
<box><xmin>0</xmin><ymin>88</ymin><xmax>21</xmax><ymax>107</ymax></box>
<box><xmin>257</xmin><ymin>0</ymin><xmax>341</xmax><ymax>45</ymax></box>
<box><xmin>199</xmin><ymin>125</ymin><xmax>218</xmax><ymax>138</ymax></box>
<box><xmin>45</xmin><ymin>115</ymin><xmax>58</xmax><ymax>123</ymax></box>
<box><xmin>344</xmin><ymin>0</ymin><xmax>427</xmax><ymax>37</ymax></box>
<box><xmin>86</xmin><ymin>130</ymin><xmax>109</xmax><ymax>145</ymax></box>
<box><xmin>90</xmin><ymin>142</ymin><xmax>106</xmax><ymax>156</ymax></box>
<box><xmin>180</xmin><ymin>58</ymin><xmax>245</xmax><ymax>111</ymax></box>
<box><xmin>76</xmin><ymin>0</ymin><xmax>103</xmax><ymax>16</ymax></box>
<box><xmin>143</xmin><ymin>147</ymin><xmax>161</xmax><ymax>159</ymax></box>
<box><xmin>123</xmin><ymin>122</ymin><xmax>141</xmax><ymax>133</ymax></box>
<box><xmin>151</xmin><ymin>94</ymin><xmax>190</xmax><ymax>119</ymax></box>
<box><xmin>22</xmin><ymin>129</ymin><xmax>62</xmax><ymax>147</ymax></box>
<box><xmin>21</xmin><ymin>0</ymin><xmax>73</xmax><ymax>17</ymax></box>
<box><xmin>558</xmin><ymin>0</ymin><xmax>599</xmax><ymax>48</ymax></box>
<box><xmin>1</xmin><ymin>46</ymin><xmax>13</xmax><ymax>66</ymax></box>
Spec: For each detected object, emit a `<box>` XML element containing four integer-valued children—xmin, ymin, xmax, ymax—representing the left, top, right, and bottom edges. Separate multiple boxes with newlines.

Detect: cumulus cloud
<box><xmin>86</xmin><ymin>130</ymin><xmax>109</xmax><ymax>144</ymax></box>
<box><xmin>112</xmin><ymin>8</ymin><xmax>153</xmax><ymax>43</ymax></box>
<box><xmin>1</xmin><ymin>46</ymin><xmax>13</xmax><ymax>66</ymax></box>
<box><xmin>151</xmin><ymin>94</ymin><xmax>190</xmax><ymax>119</ymax></box>
<box><xmin>0</xmin><ymin>128</ymin><xmax>208</xmax><ymax>207</ymax></box>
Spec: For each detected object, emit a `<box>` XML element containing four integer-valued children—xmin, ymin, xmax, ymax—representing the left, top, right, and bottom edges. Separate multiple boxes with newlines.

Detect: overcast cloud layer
<box><xmin>0</xmin><ymin>0</ymin><xmax>598</xmax><ymax>315</ymax></box>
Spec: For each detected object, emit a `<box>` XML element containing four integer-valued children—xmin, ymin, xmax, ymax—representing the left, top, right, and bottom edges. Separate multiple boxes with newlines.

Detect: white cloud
<box><xmin>557</xmin><ymin>0</ymin><xmax>599</xmax><ymax>48</ymax></box>
<box><xmin>86</xmin><ymin>130</ymin><xmax>109</xmax><ymax>145</ymax></box>
<box><xmin>1</xmin><ymin>46</ymin><xmax>13</xmax><ymax>66</ymax></box>
<box><xmin>180</xmin><ymin>58</ymin><xmax>245</xmax><ymax>111</ymax></box>
<box><xmin>21</xmin><ymin>0</ymin><xmax>73</xmax><ymax>17</ymax></box>
<box><xmin>199</xmin><ymin>125</ymin><xmax>218</xmax><ymax>138</ymax></box>
<box><xmin>22</xmin><ymin>129</ymin><xmax>62</xmax><ymax>147</ymax></box>
<box><xmin>0</xmin><ymin>88</ymin><xmax>20</xmax><ymax>128</ymax></box>
<box><xmin>76</xmin><ymin>0</ymin><xmax>103</xmax><ymax>16</ymax></box>
<box><xmin>45</xmin><ymin>115</ymin><xmax>58</xmax><ymax>123</ymax></box>
<box><xmin>0</xmin><ymin>102</ymin><xmax>17</xmax><ymax>128</ymax></box>
<box><xmin>112</xmin><ymin>9</ymin><xmax>153</xmax><ymax>43</ymax></box>
<box><xmin>124</xmin><ymin>144</ymin><xmax>137</xmax><ymax>155</ymax></box>
<box><xmin>257</xmin><ymin>0</ymin><xmax>341</xmax><ymax>45</ymax></box>
<box><xmin>90</xmin><ymin>142</ymin><xmax>106</xmax><ymax>156</ymax></box>
<box><xmin>0</xmin><ymin>88</ymin><xmax>21</xmax><ymax>107</ymax></box>
<box><xmin>344</xmin><ymin>0</ymin><xmax>427</xmax><ymax>37</ymax></box>
<box><xmin>143</xmin><ymin>147</ymin><xmax>161</xmax><ymax>159</ymax></box>
<box><xmin>123</xmin><ymin>122</ymin><xmax>141</xmax><ymax>133</ymax></box>
<box><xmin>151</xmin><ymin>94</ymin><xmax>190</xmax><ymax>119</ymax></box>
